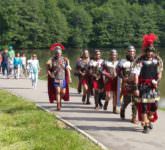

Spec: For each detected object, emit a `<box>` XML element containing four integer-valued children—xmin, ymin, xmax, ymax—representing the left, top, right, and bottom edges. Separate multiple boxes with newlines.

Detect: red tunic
<box><xmin>137</xmin><ymin>103</ymin><xmax>158</xmax><ymax>122</ymax></box>
<box><xmin>105</xmin><ymin>77</ymin><xmax>117</xmax><ymax>92</ymax></box>
<box><xmin>47</xmin><ymin>59</ymin><xmax>70</xmax><ymax>103</ymax></box>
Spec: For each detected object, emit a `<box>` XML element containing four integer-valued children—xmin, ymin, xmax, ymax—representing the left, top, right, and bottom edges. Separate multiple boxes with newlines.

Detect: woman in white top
<box><xmin>28</xmin><ymin>54</ymin><xmax>40</xmax><ymax>88</ymax></box>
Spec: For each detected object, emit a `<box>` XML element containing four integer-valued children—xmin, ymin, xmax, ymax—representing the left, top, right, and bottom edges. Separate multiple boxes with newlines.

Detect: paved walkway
<box><xmin>0</xmin><ymin>78</ymin><xmax>165</xmax><ymax>150</ymax></box>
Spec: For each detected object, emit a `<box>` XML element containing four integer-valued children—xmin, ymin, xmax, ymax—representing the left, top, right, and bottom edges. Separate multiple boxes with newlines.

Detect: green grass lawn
<box><xmin>0</xmin><ymin>90</ymin><xmax>101</xmax><ymax>150</ymax></box>
<box><xmin>160</xmin><ymin>108</ymin><xmax>165</xmax><ymax>111</ymax></box>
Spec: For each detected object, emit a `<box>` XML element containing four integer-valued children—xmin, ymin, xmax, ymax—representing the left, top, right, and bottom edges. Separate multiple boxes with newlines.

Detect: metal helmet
<box><xmin>145</xmin><ymin>45</ymin><xmax>156</xmax><ymax>52</ymax></box>
<box><xmin>128</xmin><ymin>45</ymin><xmax>136</xmax><ymax>52</ymax></box>
<box><xmin>54</xmin><ymin>46</ymin><xmax>62</xmax><ymax>54</ymax></box>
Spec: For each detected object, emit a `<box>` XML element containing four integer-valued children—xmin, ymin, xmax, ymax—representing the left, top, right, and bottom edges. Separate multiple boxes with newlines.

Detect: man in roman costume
<box><xmin>74</xmin><ymin>49</ymin><xmax>91</xmax><ymax>104</ymax></box>
<box><xmin>47</xmin><ymin>44</ymin><xmax>71</xmax><ymax>110</ymax></box>
<box><xmin>102</xmin><ymin>49</ymin><xmax>119</xmax><ymax>113</ymax></box>
<box><xmin>89</xmin><ymin>49</ymin><xmax>104</xmax><ymax>110</ymax></box>
<box><xmin>135</xmin><ymin>33</ymin><xmax>163</xmax><ymax>133</ymax></box>
<box><xmin>117</xmin><ymin>46</ymin><xmax>138</xmax><ymax>123</ymax></box>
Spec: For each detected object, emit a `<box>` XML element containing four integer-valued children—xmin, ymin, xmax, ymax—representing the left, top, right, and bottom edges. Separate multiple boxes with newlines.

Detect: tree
<box><xmin>0</xmin><ymin>0</ymin><xmax>164</xmax><ymax>48</ymax></box>
<box><xmin>67</xmin><ymin>7</ymin><xmax>93</xmax><ymax>48</ymax></box>
<box><xmin>44</xmin><ymin>0</ymin><xmax>69</xmax><ymax>47</ymax></box>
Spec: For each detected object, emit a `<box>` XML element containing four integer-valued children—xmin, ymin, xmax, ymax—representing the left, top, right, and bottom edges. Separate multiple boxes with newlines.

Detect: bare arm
<box><xmin>65</xmin><ymin>57</ymin><xmax>72</xmax><ymax>83</ymax></box>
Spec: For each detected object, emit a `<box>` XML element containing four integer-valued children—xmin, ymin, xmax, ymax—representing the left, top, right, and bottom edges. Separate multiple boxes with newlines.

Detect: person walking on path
<box><xmin>117</xmin><ymin>45</ymin><xmax>138</xmax><ymax>123</ymax></box>
<box><xmin>28</xmin><ymin>54</ymin><xmax>40</xmax><ymax>89</ymax></box>
<box><xmin>74</xmin><ymin>50</ymin><xmax>91</xmax><ymax>104</ymax></box>
<box><xmin>13</xmin><ymin>53</ymin><xmax>22</xmax><ymax>79</ymax></box>
<box><xmin>20</xmin><ymin>53</ymin><xmax>27</xmax><ymax>77</ymax></box>
<box><xmin>27</xmin><ymin>56</ymin><xmax>32</xmax><ymax>79</ymax></box>
<box><xmin>1</xmin><ymin>49</ymin><xmax>10</xmax><ymax>78</ymax></box>
<box><xmin>47</xmin><ymin>44</ymin><xmax>71</xmax><ymax>110</ymax></box>
<box><xmin>8</xmin><ymin>45</ymin><xmax>15</xmax><ymax>76</ymax></box>
<box><xmin>134</xmin><ymin>33</ymin><xmax>163</xmax><ymax>133</ymax></box>
<box><xmin>89</xmin><ymin>49</ymin><xmax>104</xmax><ymax>110</ymax></box>
<box><xmin>0</xmin><ymin>51</ymin><xmax>2</xmax><ymax>74</ymax></box>
<box><xmin>102</xmin><ymin>49</ymin><xmax>119</xmax><ymax>113</ymax></box>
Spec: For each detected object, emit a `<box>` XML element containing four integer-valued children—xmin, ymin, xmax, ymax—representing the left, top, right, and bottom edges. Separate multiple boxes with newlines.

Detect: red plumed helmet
<box><xmin>50</xmin><ymin>43</ymin><xmax>65</xmax><ymax>51</ymax></box>
<box><xmin>142</xmin><ymin>33</ymin><xmax>158</xmax><ymax>51</ymax></box>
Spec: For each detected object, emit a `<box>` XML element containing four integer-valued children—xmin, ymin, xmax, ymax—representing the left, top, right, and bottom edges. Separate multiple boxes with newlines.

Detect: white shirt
<box><xmin>28</xmin><ymin>59</ymin><xmax>40</xmax><ymax>73</ymax></box>
<box><xmin>21</xmin><ymin>56</ymin><xmax>26</xmax><ymax>66</ymax></box>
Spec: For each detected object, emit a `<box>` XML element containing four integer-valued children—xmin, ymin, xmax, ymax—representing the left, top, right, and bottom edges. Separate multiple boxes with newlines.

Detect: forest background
<box><xmin>0</xmin><ymin>0</ymin><xmax>165</xmax><ymax>49</ymax></box>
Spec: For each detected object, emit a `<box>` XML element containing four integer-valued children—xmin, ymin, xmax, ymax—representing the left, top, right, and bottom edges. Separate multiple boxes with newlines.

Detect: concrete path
<box><xmin>0</xmin><ymin>78</ymin><xmax>165</xmax><ymax>150</ymax></box>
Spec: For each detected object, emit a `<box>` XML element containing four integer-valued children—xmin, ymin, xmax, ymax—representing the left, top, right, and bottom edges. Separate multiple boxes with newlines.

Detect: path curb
<box><xmin>36</xmin><ymin>104</ymin><xmax>109</xmax><ymax>150</ymax></box>
<box><xmin>0</xmin><ymin>89</ymin><xmax>108</xmax><ymax>150</ymax></box>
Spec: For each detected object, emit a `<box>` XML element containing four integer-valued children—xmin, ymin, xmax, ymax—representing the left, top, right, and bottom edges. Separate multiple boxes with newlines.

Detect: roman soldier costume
<box><xmin>117</xmin><ymin>46</ymin><xmax>138</xmax><ymax>123</ymax></box>
<box><xmin>135</xmin><ymin>33</ymin><xmax>163</xmax><ymax>133</ymax></box>
<box><xmin>102</xmin><ymin>49</ymin><xmax>119</xmax><ymax>113</ymax></box>
<box><xmin>74</xmin><ymin>50</ymin><xmax>91</xmax><ymax>104</ymax></box>
<box><xmin>47</xmin><ymin>43</ymin><xmax>71</xmax><ymax>110</ymax></box>
<box><xmin>89</xmin><ymin>50</ymin><xmax>104</xmax><ymax>109</ymax></box>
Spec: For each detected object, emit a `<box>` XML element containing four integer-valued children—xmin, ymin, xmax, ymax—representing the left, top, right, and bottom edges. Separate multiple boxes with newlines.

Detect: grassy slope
<box><xmin>0</xmin><ymin>90</ymin><xmax>101</xmax><ymax>150</ymax></box>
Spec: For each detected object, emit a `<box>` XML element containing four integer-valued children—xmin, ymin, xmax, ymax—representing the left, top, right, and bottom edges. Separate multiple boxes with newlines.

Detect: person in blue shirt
<box><xmin>13</xmin><ymin>53</ymin><xmax>22</xmax><ymax>79</ymax></box>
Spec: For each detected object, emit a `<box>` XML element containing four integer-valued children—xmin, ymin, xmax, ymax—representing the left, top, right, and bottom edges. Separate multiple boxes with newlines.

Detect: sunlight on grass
<box><xmin>0</xmin><ymin>90</ymin><xmax>101</xmax><ymax>150</ymax></box>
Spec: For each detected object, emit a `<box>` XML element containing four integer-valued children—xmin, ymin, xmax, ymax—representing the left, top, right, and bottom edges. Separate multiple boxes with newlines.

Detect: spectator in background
<box><xmin>13</xmin><ymin>53</ymin><xmax>22</xmax><ymax>79</ymax></box>
<box><xmin>27</xmin><ymin>55</ymin><xmax>32</xmax><ymax>79</ymax></box>
<box><xmin>0</xmin><ymin>51</ymin><xmax>2</xmax><ymax>74</ymax></box>
<box><xmin>8</xmin><ymin>45</ymin><xmax>15</xmax><ymax>75</ymax></box>
<box><xmin>20</xmin><ymin>53</ymin><xmax>27</xmax><ymax>77</ymax></box>
<box><xmin>1</xmin><ymin>49</ymin><xmax>9</xmax><ymax>78</ymax></box>
<box><xmin>28</xmin><ymin>54</ymin><xmax>40</xmax><ymax>89</ymax></box>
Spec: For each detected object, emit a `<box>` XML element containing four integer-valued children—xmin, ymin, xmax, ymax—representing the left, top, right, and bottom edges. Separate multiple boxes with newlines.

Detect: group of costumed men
<box><xmin>47</xmin><ymin>33</ymin><xmax>163</xmax><ymax>134</ymax></box>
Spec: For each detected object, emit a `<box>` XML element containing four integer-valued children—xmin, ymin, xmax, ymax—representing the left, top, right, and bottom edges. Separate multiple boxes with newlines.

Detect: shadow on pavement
<box><xmin>77</xmin><ymin>125</ymin><xmax>139</xmax><ymax>132</ymax></box>
<box><xmin>62</xmin><ymin>116</ymin><xmax>130</xmax><ymax>123</ymax></box>
<box><xmin>60</xmin><ymin>109</ymin><xmax>113</xmax><ymax>114</ymax></box>
<box><xmin>37</xmin><ymin>102</ymin><xmax>84</xmax><ymax>105</ymax></box>
<box><xmin>46</xmin><ymin>105</ymin><xmax>95</xmax><ymax>110</ymax></box>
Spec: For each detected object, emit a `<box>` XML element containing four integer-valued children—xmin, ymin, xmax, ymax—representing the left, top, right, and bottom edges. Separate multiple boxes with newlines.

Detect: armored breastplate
<box><xmin>89</xmin><ymin>60</ymin><xmax>101</xmax><ymax>79</ymax></box>
<box><xmin>119</xmin><ymin>59</ymin><xmax>133</xmax><ymax>77</ymax></box>
<box><xmin>140</xmin><ymin>59</ymin><xmax>158</xmax><ymax>79</ymax></box>
<box><xmin>79</xmin><ymin>60</ymin><xmax>89</xmax><ymax>72</ymax></box>
<box><xmin>104</xmin><ymin>60</ymin><xmax>118</xmax><ymax>77</ymax></box>
<box><xmin>52</xmin><ymin>57</ymin><xmax>66</xmax><ymax>80</ymax></box>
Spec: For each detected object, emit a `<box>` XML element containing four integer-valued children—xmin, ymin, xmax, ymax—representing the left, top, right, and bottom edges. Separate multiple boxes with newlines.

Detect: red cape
<box><xmin>137</xmin><ymin>103</ymin><xmax>158</xmax><ymax>122</ymax></box>
<box><xmin>48</xmin><ymin>71</ymin><xmax>70</xmax><ymax>103</ymax></box>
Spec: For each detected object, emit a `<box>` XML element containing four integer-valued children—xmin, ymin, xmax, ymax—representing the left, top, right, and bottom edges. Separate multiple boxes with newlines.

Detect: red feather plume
<box><xmin>50</xmin><ymin>43</ymin><xmax>65</xmax><ymax>51</ymax></box>
<box><xmin>142</xmin><ymin>33</ymin><xmax>158</xmax><ymax>51</ymax></box>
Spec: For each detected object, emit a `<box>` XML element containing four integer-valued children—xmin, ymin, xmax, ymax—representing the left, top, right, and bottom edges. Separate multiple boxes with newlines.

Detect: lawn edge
<box><xmin>0</xmin><ymin>89</ymin><xmax>108</xmax><ymax>150</ymax></box>
<box><xmin>36</xmin><ymin>104</ymin><xmax>108</xmax><ymax>150</ymax></box>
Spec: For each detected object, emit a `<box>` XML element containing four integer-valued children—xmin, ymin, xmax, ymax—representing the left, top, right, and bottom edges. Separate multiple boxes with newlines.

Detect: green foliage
<box><xmin>0</xmin><ymin>0</ymin><xmax>164</xmax><ymax>48</ymax></box>
<box><xmin>0</xmin><ymin>90</ymin><xmax>101</xmax><ymax>150</ymax></box>
<box><xmin>44</xmin><ymin>0</ymin><xmax>69</xmax><ymax>46</ymax></box>
<box><xmin>67</xmin><ymin>7</ymin><xmax>93</xmax><ymax>48</ymax></box>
